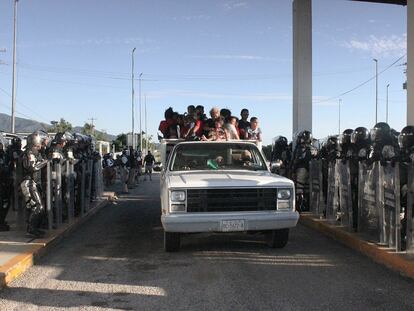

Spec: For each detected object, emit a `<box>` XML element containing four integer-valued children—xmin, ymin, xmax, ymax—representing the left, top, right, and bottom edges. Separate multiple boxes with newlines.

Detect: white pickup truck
<box><xmin>160</xmin><ymin>140</ymin><xmax>299</xmax><ymax>252</ymax></box>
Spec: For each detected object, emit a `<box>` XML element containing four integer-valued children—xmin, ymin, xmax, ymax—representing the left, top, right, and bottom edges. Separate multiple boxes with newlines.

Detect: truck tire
<box><xmin>164</xmin><ymin>231</ymin><xmax>181</xmax><ymax>252</ymax></box>
<box><xmin>265</xmin><ymin>229</ymin><xmax>289</xmax><ymax>248</ymax></box>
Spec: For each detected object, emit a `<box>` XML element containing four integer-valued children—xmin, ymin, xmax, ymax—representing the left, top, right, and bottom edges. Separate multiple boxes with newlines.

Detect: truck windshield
<box><xmin>169</xmin><ymin>143</ymin><xmax>267</xmax><ymax>172</ymax></box>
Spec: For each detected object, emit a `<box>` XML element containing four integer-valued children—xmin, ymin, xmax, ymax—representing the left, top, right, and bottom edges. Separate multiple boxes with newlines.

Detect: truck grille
<box><xmin>186</xmin><ymin>188</ymin><xmax>277</xmax><ymax>213</ymax></box>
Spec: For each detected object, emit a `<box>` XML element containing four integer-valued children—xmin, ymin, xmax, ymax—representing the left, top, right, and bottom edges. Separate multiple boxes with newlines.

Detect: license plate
<box><xmin>221</xmin><ymin>220</ymin><xmax>245</xmax><ymax>232</ymax></box>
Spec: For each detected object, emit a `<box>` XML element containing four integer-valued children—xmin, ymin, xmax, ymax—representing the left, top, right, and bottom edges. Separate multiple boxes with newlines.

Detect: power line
<box><xmin>17</xmin><ymin>62</ymin><xmax>376</xmax><ymax>82</ymax></box>
<box><xmin>313</xmin><ymin>54</ymin><xmax>406</xmax><ymax>104</ymax></box>
<box><xmin>0</xmin><ymin>86</ymin><xmax>50</xmax><ymax>124</ymax></box>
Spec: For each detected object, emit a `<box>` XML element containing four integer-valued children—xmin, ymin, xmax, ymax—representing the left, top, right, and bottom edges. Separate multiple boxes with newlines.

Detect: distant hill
<box><xmin>0</xmin><ymin>113</ymin><xmax>49</xmax><ymax>133</ymax></box>
<box><xmin>0</xmin><ymin>113</ymin><xmax>116</xmax><ymax>141</ymax></box>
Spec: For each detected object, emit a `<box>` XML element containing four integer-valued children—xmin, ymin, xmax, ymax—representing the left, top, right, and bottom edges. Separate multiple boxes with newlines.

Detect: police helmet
<box><xmin>275</xmin><ymin>136</ymin><xmax>288</xmax><ymax>148</ymax></box>
<box><xmin>54</xmin><ymin>132</ymin><xmax>67</xmax><ymax>145</ymax></box>
<box><xmin>398</xmin><ymin>126</ymin><xmax>414</xmax><ymax>149</ymax></box>
<box><xmin>351</xmin><ymin>127</ymin><xmax>370</xmax><ymax>145</ymax></box>
<box><xmin>340</xmin><ymin>129</ymin><xmax>353</xmax><ymax>146</ymax></box>
<box><xmin>327</xmin><ymin>135</ymin><xmax>338</xmax><ymax>146</ymax></box>
<box><xmin>26</xmin><ymin>132</ymin><xmax>42</xmax><ymax>148</ymax></box>
<box><xmin>297</xmin><ymin>130</ymin><xmax>312</xmax><ymax>145</ymax></box>
<box><xmin>370</xmin><ymin>122</ymin><xmax>391</xmax><ymax>143</ymax></box>
<box><xmin>11</xmin><ymin>136</ymin><xmax>22</xmax><ymax>148</ymax></box>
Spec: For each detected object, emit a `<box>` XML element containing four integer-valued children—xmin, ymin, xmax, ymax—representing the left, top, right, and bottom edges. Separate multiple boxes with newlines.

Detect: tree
<box><xmin>50</xmin><ymin>118</ymin><xmax>72</xmax><ymax>133</ymax></box>
<box><xmin>113</xmin><ymin>133</ymin><xmax>127</xmax><ymax>151</ymax></box>
<box><xmin>82</xmin><ymin>122</ymin><xmax>95</xmax><ymax>136</ymax></box>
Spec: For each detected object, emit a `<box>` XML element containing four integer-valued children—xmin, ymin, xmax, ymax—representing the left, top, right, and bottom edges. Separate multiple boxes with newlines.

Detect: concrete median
<box><xmin>300</xmin><ymin>213</ymin><xmax>414</xmax><ymax>279</ymax></box>
<box><xmin>0</xmin><ymin>192</ymin><xmax>115</xmax><ymax>289</ymax></box>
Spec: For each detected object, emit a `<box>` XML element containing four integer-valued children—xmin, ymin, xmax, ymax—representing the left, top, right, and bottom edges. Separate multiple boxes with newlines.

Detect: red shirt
<box><xmin>195</xmin><ymin>120</ymin><xmax>203</xmax><ymax>137</ymax></box>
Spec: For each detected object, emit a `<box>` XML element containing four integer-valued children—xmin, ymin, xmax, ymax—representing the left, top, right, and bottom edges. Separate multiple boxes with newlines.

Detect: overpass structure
<box><xmin>292</xmin><ymin>0</ymin><xmax>412</xmax><ymax>136</ymax></box>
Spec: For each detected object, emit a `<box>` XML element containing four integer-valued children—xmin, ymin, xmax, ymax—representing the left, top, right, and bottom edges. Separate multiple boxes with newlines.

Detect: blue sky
<box><xmin>0</xmin><ymin>0</ymin><xmax>408</xmax><ymax>144</ymax></box>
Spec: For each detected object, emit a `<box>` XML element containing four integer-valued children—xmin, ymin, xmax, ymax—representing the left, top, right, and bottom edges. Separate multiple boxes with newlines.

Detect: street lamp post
<box><xmin>144</xmin><ymin>94</ymin><xmax>147</xmax><ymax>155</ymax></box>
<box><xmin>11</xmin><ymin>0</ymin><xmax>18</xmax><ymax>133</ymax></box>
<box><xmin>139</xmin><ymin>72</ymin><xmax>143</xmax><ymax>151</ymax></box>
<box><xmin>338</xmin><ymin>99</ymin><xmax>342</xmax><ymax>135</ymax></box>
<box><xmin>386</xmin><ymin>83</ymin><xmax>390</xmax><ymax>124</ymax></box>
<box><xmin>373</xmin><ymin>59</ymin><xmax>378</xmax><ymax>125</ymax></box>
<box><xmin>131</xmin><ymin>48</ymin><xmax>136</xmax><ymax>149</ymax></box>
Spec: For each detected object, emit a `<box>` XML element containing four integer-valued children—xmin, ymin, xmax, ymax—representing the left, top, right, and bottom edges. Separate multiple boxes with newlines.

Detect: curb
<box><xmin>299</xmin><ymin>213</ymin><xmax>414</xmax><ymax>279</ymax></box>
<box><xmin>0</xmin><ymin>192</ymin><xmax>115</xmax><ymax>288</ymax></box>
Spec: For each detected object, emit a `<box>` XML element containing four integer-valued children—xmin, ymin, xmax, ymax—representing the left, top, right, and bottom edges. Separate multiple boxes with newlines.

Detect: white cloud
<box><xmin>343</xmin><ymin>34</ymin><xmax>407</xmax><ymax>58</ymax></box>
<box><xmin>222</xmin><ymin>1</ymin><xmax>248</xmax><ymax>11</ymax></box>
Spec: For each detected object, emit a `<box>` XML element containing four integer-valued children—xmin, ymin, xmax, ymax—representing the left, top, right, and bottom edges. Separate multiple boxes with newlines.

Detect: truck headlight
<box><xmin>171</xmin><ymin>190</ymin><xmax>186</xmax><ymax>202</ymax></box>
<box><xmin>277</xmin><ymin>189</ymin><xmax>291</xmax><ymax>200</ymax></box>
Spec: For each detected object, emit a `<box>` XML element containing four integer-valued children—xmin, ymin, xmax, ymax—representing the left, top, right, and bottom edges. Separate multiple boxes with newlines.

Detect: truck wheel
<box><xmin>164</xmin><ymin>231</ymin><xmax>181</xmax><ymax>252</ymax></box>
<box><xmin>265</xmin><ymin>229</ymin><xmax>289</xmax><ymax>248</ymax></box>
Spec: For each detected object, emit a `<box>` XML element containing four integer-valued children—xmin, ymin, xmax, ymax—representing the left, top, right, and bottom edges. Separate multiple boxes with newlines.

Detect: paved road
<box><xmin>1</xmin><ymin>174</ymin><xmax>414</xmax><ymax>310</ymax></box>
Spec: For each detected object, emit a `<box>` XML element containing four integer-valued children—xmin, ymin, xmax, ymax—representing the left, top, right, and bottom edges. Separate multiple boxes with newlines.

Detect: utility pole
<box><xmin>139</xmin><ymin>72</ymin><xmax>143</xmax><ymax>151</ymax></box>
<box><xmin>11</xmin><ymin>0</ymin><xmax>18</xmax><ymax>133</ymax></box>
<box><xmin>144</xmin><ymin>94</ymin><xmax>147</xmax><ymax>155</ymax></box>
<box><xmin>88</xmin><ymin>117</ymin><xmax>97</xmax><ymax>135</ymax></box>
<box><xmin>131</xmin><ymin>47</ymin><xmax>136</xmax><ymax>149</ymax></box>
<box><xmin>338</xmin><ymin>99</ymin><xmax>342</xmax><ymax>135</ymax></box>
<box><xmin>386</xmin><ymin>83</ymin><xmax>390</xmax><ymax>124</ymax></box>
<box><xmin>373</xmin><ymin>58</ymin><xmax>378</xmax><ymax>125</ymax></box>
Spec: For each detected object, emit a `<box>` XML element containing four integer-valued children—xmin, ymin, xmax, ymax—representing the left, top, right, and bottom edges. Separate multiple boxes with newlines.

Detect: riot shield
<box><xmin>45</xmin><ymin>161</ymin><xmax>53</xmax><ymax>230</ymax></box>
<box><xmin>53</xmin><ymin>161</ymin><xmax>63</xmax><ymax>227</ymax></box>
<box><xmin>86</xmin><ymin>159</ymin><xmax>93</xmax><ymax>208</ymax></box>
<box><xmin>94</xmin><ymin>159</ymin><xmax>103</xmax><ymax>199</ymax></box>
<box><xmin>405</xmin><ymin>163</ymin><xmax>414</xmax><ymax>253</ymax></box>
<box><xmin>309</xmin><ymin>159</ymin><xmax>324</xmax><ymax>217</ymax></box>
<box><xmin>380</xmin><ymin>163</ymin><xmax>401</xmax><ymax>250</ymax></box>
<box><xmin>326</xmin><ymin>161</ymin><xmax>339</xmax><ymax>222</ymax></box>
<box><xmin>80</xmin><ymin>161</ymin><xmax>86</xmax><ymax>215</ymax></box>
<box><xmin>358</xmin><ymin>161</ymin><xmax>380</xmax><ymax>240</ymax></box>
<box><xmin>338</xmin><ymin>160</ymin><xmax>353</xmax><ymax>228</ymax></box>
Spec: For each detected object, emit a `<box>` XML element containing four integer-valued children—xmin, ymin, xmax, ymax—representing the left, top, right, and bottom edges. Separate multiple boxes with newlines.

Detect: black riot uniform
<box><xmin>21</xmin><ymin>132</ymin><xmax>48</xmax><ymax>237</ymax></box>
<box><xmin>339</xmin><ymin>129</ymin><xmax>354</xmax><ymax>162</ymax></box>
<box><xmin>320</xmin><ymin>136</ymin><xmax>340</xmax><ymax>207</ymax></box>
<box><xmin>368</xmin><ymin>122</ymin><xmax>399</xmax><ymax>166</ymax></box>
<box><xmin>349</xmin><ymin>127</ymin><xmax>371</xmax><ymax>230</ymax></box>
<box><xmin>271</xmin><ymin>136</ymin><xmax>291</xmax><ymax>177</ymax></box>
<box><xmin>0</xmin><ymin>139</ymin><xmax>11</xmax><ymax>231</ymax></box>
<box><xmin>291</xmin><ymin>131</ymin><xmax>317</xmax><ymax>212</ymax></box>
<box><xmin>6</xmin><ymin>137</ymin><xmax>23</xmax><ymax>218</ymax></box>
<box><xmin>398</xmin><ymin>126</ymin><xmax>414</xmax><ymax>249</ymax></box>
<box><xmin>73</xmin><ymin>133</ymin><xmax>88</xmax><ymax>216</ymax></box>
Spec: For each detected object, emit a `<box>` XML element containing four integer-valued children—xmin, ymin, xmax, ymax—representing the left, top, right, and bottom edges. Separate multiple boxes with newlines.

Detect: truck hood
<box><xmin>167</xmin><ymin>170</ymin><xmax>293</xmax><ymax>189</ymax></box>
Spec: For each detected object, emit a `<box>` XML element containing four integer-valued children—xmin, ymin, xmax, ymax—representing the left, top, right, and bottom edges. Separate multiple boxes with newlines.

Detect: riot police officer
<box><xmin>399</xmin><ymin>126</ymin><xmax>414</xmax><ymax>163</ymax></box>
<box><xmin>339</xmin><ymin>129</ymin><xmax>354</xmax><ymax>161</ymax></box>
<box><xmin>368</xmin><ymin>122</ymin><xmax>399</xmax><ymax>166</ymax></box>
<box><xmin>398</xmin><ymin>126</ymin><xmax>414</xmax><ymax>249</ymax></box>
<box><xmin>0</xmin><ymin>138</ymin><xmax>11</xmax><ymax>231</ymax></box>
<box><xmin>21</xmin><ymin>132</ymin><xmax>48</xmax><ymax>237</ymax></box>
<box><xmin>349</xmin><ymin>127</ymin><xmax>371</xmax><ymax>230</ymax></box>
<box><xmin>271</xmin><ymin>136</ymin><xmax>291</xmax><ymax>177</ymax></box>
<box><xmin>319</xmin><ymin>136</ymin><xmax>340</xmax><ymax>212</ymax></box>
<box><xmin>50</xmin><ymin>132</ymin><xmax>68</xmax><ymax>161</ymax></box>
<box><xmin>291</xmin><ymin>130</ymin><xmax>317</xmax><ymax>212</ymax></box>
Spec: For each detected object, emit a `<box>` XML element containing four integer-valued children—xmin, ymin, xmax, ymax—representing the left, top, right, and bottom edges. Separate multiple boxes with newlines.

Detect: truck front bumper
<box><xmin>161</xmin><ymin>211</ymin><xmax>299</xmax><ymax>233</ymax></box>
